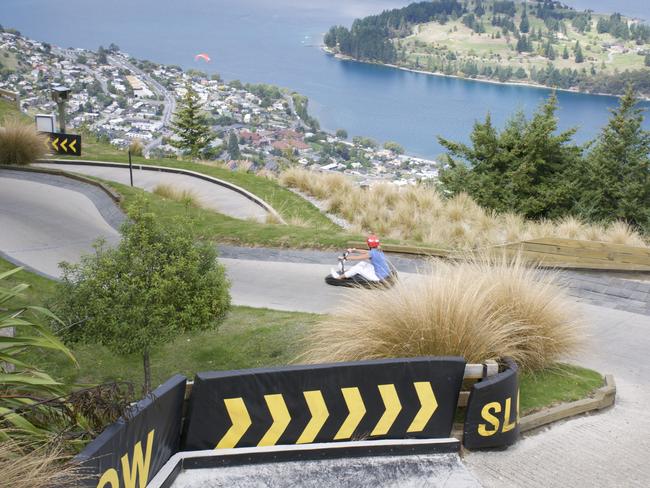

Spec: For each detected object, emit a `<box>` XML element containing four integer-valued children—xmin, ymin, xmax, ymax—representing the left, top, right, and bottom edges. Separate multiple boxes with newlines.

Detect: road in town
<box><xmin>108</xmin><ymin>55</ymin><xmax>177</xmax><ymax>153</ymax></box>
<box><xmin>1</xmin><ymin>172</ymin><xmax>650</xmax><ymax>486</ymax></box>
<box><xmin>35</xmin><ymin>163</ymin><xmax>270</xmax><ymax>222</ymax></box>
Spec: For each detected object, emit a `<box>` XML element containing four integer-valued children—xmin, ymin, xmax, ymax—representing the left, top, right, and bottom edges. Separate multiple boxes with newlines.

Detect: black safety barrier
<box><xmin>182</xmin><ymin>357</ymin><xmax>467</xmax><ymax>451</ymax></box>
<box><xmin>74</xmin><ymin>374</ymin><xmax>186</xmax><ymax>487</ymax></box>
<box><xmin>463</xmin><ymin>359</ymin><xmax>520</xmax><ymax>449</ymax></box>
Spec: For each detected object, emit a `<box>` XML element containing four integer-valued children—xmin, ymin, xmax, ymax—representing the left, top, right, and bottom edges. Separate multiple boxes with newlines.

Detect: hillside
<box><xmin>324</xmin><ymin>0</ymin><xmax>650</xmax><ymax>97</ymax></box>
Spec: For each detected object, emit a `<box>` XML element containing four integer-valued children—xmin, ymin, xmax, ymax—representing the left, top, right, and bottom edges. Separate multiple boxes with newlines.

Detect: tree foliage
<box><xmin>227</xmin><ymin>131</ymin><xmax>241</xmax><ymax>160</ymax></box>
<box><xmin>578</xmin><ymin>87</ymin><xmax>650</xmax><ymax>231</ymax></box>
<box><xmin>438</xmin><ymin>93</ymin><xmax>583</xmax><ymax>219</ymax></box>
<box><xmin>55</xmin><ymin>200</ymin><xmax>231</xmax><ymax>392</ymax></box>
<box><xmin>170</xmin><ymin>82</ymin><xmax>215</xmax><ymax>159</ymax></box>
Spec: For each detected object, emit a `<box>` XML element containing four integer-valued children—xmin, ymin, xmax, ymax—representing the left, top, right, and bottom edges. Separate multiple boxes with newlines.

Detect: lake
<box><xmin>3</xmin><ymin>0</ymin><xmax>649</xmax><ymax>158</ymax></box>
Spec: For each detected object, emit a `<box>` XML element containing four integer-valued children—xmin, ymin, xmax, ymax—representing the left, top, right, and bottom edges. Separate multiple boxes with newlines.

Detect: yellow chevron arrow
<box><xmin>407</xmin><ymin>382</ymin><xmax>438</xmax><ymax>433</ymax></box>
<box><xmin>69</xmin><ymin>139</ymin><xmax>77</xmax><ymax>154</ymax></box>
<box><xmin>216</xmin><ymin>398</ymin><xmax>251</xmax><ymax>449</ymax></box>
<box><xmin>371</xmin><ymin>384</ymin><xmax>402</xmax><ymax>436</ymax></box>
<box><xmin>60</xmin><ymin>138</ymin><xmax>68</xmax><ymax>152</ymax></box>
<box><xmin>334</xmin><ymin>387</ymin><xmax>366</xmax><ymax>440</ymax></box>
<box><xmin>297</xmin><ymin>390</ymin><xmax>329</xmax><ymax>444</ymax></box>
<box><xmin>51</xmin><ymin>137</ymin><xmax>59</xmax><ymax>151</ymax></box>
<box><xmin>258</xmin><ymin>394</ymin><xmax>291</xmax><ymax>446</ymax></box>
<box><xmin>44</xmin><ymin>138</ymin><xmax>51</xmax><ymax>150</ymax></box>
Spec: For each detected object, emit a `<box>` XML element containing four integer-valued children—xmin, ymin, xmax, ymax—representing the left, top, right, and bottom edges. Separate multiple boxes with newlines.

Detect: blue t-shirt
<box><xmin>369</xmin><ymin>248</ymin><xmax>390</xmax><ymax>280</ymax></box>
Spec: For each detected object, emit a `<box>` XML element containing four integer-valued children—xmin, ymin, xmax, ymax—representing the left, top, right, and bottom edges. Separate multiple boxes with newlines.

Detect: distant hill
<box><xmin>324</xmin><ymin>0</ymin><xmax>650</xmax><ymax>97</ymax></box>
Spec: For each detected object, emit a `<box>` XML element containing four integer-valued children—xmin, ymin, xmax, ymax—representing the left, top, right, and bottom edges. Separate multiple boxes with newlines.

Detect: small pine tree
<box><xmin>645</xmin><ymin>54</ymin><xmax>650</xmax><ymax>67</ymax></box>
<box><xmin>519</xmin><ymin>13</ymin><xmax>530</xmax><ymax>34</ymax></box>
<box><xmin>562</xmin><ymin>45</ymin><xmax>569</xmax><ymax>59</ymax></box>
<box><xmin>574</xmin><ymin>41</ymin><xmax>584</xmax><ymax>63</ymax></box>
<box><xmin>579</xmin><ymin>87</ymin><xmax>650</xmax><ymax>230</ymax></box>
<box><xmin>170</xmin><ymin>82</ymin><xmax>215</xmax><ymax>159</ymax></box>
<box><xmin>228</xmin><ymin>131</ymin><xmax>241</xmax><ymax>160</ymax></box>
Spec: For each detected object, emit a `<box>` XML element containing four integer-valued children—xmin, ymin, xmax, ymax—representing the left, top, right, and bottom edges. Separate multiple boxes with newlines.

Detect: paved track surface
<box><xmin>171</xmin><ymin>453</ymin><xmax>480</xmax><ymax>488</ymax></box>
<box><xmin>465</xmin><ymin>304</ymin><xmax>650</xmax><ymax>488</ymax></box>
<box><xmin>35</xmin><ymin>163</ymin><xmax>269</xmax><ymax>222</ymax></box>
<box><xmin>0</xmin><ymin>175</ymin><xmax>120</xmax><ymax>278</ymax></box>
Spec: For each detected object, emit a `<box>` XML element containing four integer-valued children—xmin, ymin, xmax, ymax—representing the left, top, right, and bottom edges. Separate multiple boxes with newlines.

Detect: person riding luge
<box><xmin>330</xmin><ymin>234</ymin><xmax>391</xmax><ymax>283</ymax></box>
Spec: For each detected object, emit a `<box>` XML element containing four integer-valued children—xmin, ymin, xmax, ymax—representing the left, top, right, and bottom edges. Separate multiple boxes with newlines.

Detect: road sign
<box><xmin>44</xmin><ymin>131</ymin><xmax>82</xmax><ymax>156</ymax></box>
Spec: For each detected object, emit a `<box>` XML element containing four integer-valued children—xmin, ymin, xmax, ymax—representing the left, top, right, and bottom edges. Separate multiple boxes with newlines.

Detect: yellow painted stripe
<box><xmin>407</xmin><ymin>382</ymin><xmax>438</xmax><ymax>433</ymax></box>
<box><xmin>296</xmin><ymin>390</ymin><xmax>329</xmax><ymax>444</ymax></box>
<box><xmin>216</xmin><ymin>398</ymin><xmax>251</xmax><ymax>449</ymax></box>
<box><xmin>371</xmin><ymin>384</ymin><xmax>402</xmax><ymax>436</ymax></box>
<box><xmin>334</xmin><ymin>387</ymin><xmax>366</xmax><ymax>440</ymax></box>
<box><xmin>258</xmin><ymin>394</ymin><xmax>291</xmax><ymax>447</ymax></box>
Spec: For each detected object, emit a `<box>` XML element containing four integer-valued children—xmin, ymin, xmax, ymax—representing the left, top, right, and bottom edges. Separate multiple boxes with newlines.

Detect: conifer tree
<box><xmin>574</xmin><ymin>41</ymin><xmax>584</xmax><ymax>63</ymax></box>
<box><xmin>438</xmin><ymin>93</ymin><xmax>582</xmax><ymax>218</ymax></box>
<box><xmin>579</xmin><ymin>87</ymin><xmax>650</xmax><ymax>230</ymax></box>
<box><xmin>519</xmin><ymin>12</ymin><xmax>530</xmax><ymax>34</ymax></box>
<box><xmin>170</xmin><ymin>82</ymin><xmax>215</xmax><ymax>159</ymax></box>
<box><xmin>562</xmin><ymin>45</ymin><xmax>569</xmax><ymax>59</ymax></box>
<box><xmin>228</xmin><ymin>131</ymin><xmax>241</xmax><ymax>160</ymax></box>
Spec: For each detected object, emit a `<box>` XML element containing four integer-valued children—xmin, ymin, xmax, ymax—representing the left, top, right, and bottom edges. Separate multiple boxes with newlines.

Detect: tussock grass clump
<box><xmin>279</xmin><ymin>168</ymin><xmax>648</xmax><ymax>248</ymax></box>
<box><xmin>301</xmin><ymin>255</ymin><xmax>583</xmax><ymax>372</ymax></box>
<box><xmin>0</xmin><ymin>436</ymin><xmax>83</xmax><ymax>488</ymax></box>
<box><xmin>128</xmin><ymin>138</ymin><xmax>144</xmax><ymax>156</ymax></box>
<box><xmin>0</xmin><ymin>116</ymin><xmax>48</xmax><ymax>165</ymax></box>
<box><xmin>153</xmin><ymin>183</ymin><xmax>203</xmax><ymax>208</ymax></box>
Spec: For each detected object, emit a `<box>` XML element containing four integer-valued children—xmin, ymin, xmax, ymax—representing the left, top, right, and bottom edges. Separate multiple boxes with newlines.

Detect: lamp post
<box><xmin>51</xmin><ymin>86</ymin><xmax>70</xmax><ymax>133</ymax></box>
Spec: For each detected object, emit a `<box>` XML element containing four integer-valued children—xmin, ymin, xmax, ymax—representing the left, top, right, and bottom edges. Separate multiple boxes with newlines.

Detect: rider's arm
<box><xmin>345</xmin><ymin>248</ymin><xmax>370</xmax><ymax>261</ymax></box>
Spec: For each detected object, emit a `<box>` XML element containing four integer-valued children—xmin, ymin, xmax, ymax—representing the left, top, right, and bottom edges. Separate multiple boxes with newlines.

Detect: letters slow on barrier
<box><xmin>75</xmin><ymin>358</ymin><xmax>520</xmax><ymax>487</ymax></box>
<box><xmin>74</xmin><ymin>375</ymin><xmax>186</xmax><ymax>488</ymax></box>
<box><xmin>463</xmin><ymin>359</ymin><xmax>520</xmax><ymax>449</ymax></box>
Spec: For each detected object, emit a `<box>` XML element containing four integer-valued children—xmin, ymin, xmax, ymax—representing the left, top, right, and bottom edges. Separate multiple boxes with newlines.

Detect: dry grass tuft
<box><xmin>0</xmin><ymin>436</ymin><xmax>84</xmax><ymax>488</ymax></box>
<box><xmin>0</xmin><ymin>116</ymin><xmax>48</xmax><ymax>165</ymax></box>
<box><xmin>152</xmin><ymin>183</ymin><xmax>203</xmax><ymax>208</ymax></box>
<box><xmin>300</xmin><ymin>254</ymin><xmax>583</xmax><ymax>372</ymax></box>
<box><xmin>128</xmin><ymin>138</ymin><xmax>144</xmax><ymax>157</ymax></box>
<box><xmin>279</xmin><ymin>168</ymin><xmax>649</xmax><ymax>249</ymax></box>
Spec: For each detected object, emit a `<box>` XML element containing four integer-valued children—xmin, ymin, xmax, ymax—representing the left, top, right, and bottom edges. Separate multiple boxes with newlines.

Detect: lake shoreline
<box><xmin>322</xmin><ymin>46</ymin><xmax>650</xmax><ymax>102</ymax></box>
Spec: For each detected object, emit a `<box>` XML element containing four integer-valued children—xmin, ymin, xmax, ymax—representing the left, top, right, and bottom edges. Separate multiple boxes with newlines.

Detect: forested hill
<box><xmin>324</xmin><ymin>0</ymin><xmax>650</xmax><ymax>97</ymax></box>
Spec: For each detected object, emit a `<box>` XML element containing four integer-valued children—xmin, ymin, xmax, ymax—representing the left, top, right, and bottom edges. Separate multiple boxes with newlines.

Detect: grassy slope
<box><xmin>111</xmin><ymin>181</ymin><xmax>356</xmax><ymax>249</ymax></box>
<box><xmin>59</xmin><ymin>137</ymin><xmax>336</xmax><ymax>230</ymax></box>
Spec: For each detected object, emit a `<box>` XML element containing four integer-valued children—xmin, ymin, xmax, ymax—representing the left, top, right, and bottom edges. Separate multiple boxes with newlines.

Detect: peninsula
<box><xmin>324</xmin><ymin>0</ymin><xmax>650</xmax><ymax>97</ymax></box>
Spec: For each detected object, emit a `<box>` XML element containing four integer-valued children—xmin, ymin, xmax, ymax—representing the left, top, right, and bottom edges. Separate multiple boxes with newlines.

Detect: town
<box><xmin>0</xmin><ymin>28</ymin><xmax>439</xmax><ymax>185</ymax></box>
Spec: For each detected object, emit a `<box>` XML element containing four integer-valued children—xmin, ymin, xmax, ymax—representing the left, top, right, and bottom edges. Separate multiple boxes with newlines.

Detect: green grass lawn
<box><xmin>57</xmin><ymin>132</ymin><xmax>336</xmax><ymax>229</ymax></box>
<box><xmin>109</xmin><ymin>181</ymin><xmax>357</xmax><ymax>249</ymax></box>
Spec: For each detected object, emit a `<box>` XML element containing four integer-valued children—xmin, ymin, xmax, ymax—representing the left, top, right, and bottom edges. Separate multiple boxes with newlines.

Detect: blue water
<box><xmin>3</xmin><ymin>0</ymin><xmax>649</xmax><ymax>158</ymax></box>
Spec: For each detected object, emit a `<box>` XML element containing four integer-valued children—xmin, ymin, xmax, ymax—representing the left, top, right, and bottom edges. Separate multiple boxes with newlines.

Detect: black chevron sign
<box><xmin>182</xmin><ymin>357</ymin><xmax>466</xmax><ymax>451</ymax></box>
<box><xmin>44</xmin><ymin>131</ymin><xmax>82</xmax><ymax>156</ymax></box>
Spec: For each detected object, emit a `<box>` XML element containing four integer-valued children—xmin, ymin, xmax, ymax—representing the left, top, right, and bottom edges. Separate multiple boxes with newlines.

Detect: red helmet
<box><xmin>366</xmin><ymin>234</ymin><xmax>380</xmax><ymax>248</ymax></box>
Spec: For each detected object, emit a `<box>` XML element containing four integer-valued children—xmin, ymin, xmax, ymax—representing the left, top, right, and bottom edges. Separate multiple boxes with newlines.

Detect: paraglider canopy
<box><xmin>194</xmin><ymin>53</ymin><xmax>211</xmax><ymax>63</ymax></box>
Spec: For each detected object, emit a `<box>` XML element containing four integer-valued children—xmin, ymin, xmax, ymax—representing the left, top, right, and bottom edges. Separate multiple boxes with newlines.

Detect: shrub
<box><xmin>0</xmin><ymin>116</ymin><xmax>47</xmax><ymax>165</ymax></box>
<box><xmin>128</xmin><ymin>138</ymin><xmax>144</xmax><ymax>156</ymax></box>
<box><xmin>300</xmin><ymin>254</ymin><xmax>583</xmax><ymax>372</ymax></box>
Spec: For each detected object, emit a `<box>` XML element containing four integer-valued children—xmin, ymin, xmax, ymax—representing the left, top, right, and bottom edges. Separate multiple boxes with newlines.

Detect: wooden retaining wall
<box><xmin>348</xmin><ymin>237</ymin><xmax>650</xmax><ymax>272</ymax></box>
